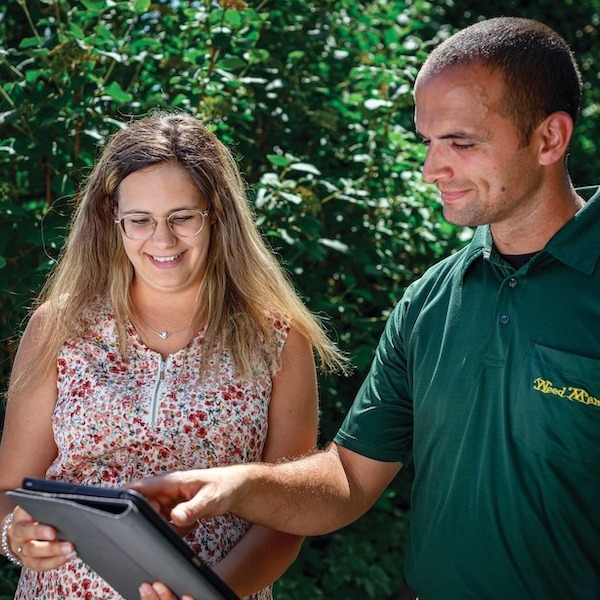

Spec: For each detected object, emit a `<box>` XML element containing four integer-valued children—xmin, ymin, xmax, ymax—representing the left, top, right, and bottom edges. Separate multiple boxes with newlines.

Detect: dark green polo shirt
<box><xmin>335</xmin><ymin>190</ymin><xmax>600</xmax><ymax>599</ymax></box>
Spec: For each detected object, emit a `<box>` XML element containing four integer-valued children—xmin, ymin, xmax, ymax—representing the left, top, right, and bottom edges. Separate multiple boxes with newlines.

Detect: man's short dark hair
<box><xmin>419</xmin><ymin>17</ymin><xmax>582</xmax><ymax>145</ymax></box>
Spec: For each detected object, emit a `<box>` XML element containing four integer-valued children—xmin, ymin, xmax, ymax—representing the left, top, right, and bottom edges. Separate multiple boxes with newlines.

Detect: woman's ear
<box><xmin>537</xmin><ymin>111</ymin><xmax>574</xmax><ymax>167</ymax></box>
<box><xmin>107</xmin><ymin>196</ymin><xmax>116</xmax><ymax>218</ymax></box>
<box><xmin>209</xmin><ymin>207</ymin><xmax>218</xmax><ymax>228</ymax></box>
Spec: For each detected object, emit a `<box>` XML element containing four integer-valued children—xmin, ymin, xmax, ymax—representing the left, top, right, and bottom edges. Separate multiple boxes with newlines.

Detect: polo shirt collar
<box><xmin>545</xmin><ymin>187</ymin><xmax>600</xmax><ymax>274</ymax></box>
<box><xmin>459</xmin><ymin>187</ymin><xmax>600</xmax><ymax>279</ymax></box>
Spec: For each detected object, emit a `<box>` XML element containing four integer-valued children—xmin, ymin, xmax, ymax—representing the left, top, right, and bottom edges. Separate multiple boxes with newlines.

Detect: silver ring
<box><xmin>16</xmin><ymin>545</ymin><xmax>22</xmax><ymax>554</ymax></box>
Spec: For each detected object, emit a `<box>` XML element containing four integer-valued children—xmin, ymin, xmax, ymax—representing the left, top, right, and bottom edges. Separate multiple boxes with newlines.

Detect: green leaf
<box><xmin>224</xmin><ymin>10</ymin><xmax>242</xmax><ymax>28</ymax></box>
<box><xmin>289</xmin><ymin>162</ymin><xmax>321</xmax><ymax>176</ymax></box>
<box><xmin>18</xmin><ymin>37</ymin><xmax>41</xmax><ymax>50</ymax></box>
<box><xmin>80</xmin><ymin>0</ymin><xmax>107</xmax><ymax>12</ymax></box>
<box><xmin>67</xmin><ymin>21</ymin><xmax>86</xmax><ymax>39</ymax></box>
<box><xmin>133</xmin><ymin>0</ymin><xmax>151</xmax><ymax>13</ymax></box>
<box><xmin>319</xmin><ymin>238</ymin><xmax>349</xmax><ymax>253</ymax></box>
<box><xmin>287</xmin><ymin>50</ymin><xmax>305</xmax><ymax>62</ymax></box>
<box><xmin>267</xmin><ymin>154</ymin><xmax>289</xmax><ymax>167</ymax></box>
<box><xmin>0</xmin><ymin>111</ymin><xmax>18</xmax><ymax>126</ymax></box>
<box><xmin>218</xmin><ymin>56</ymin><xmax>247</xmax><ymax>71</ymax></box>
<box><xmin>102</xmin><ymin>81</ymin><xmax>133</xmax><ymax>102</ymax></box>
<box><xmin>279</xmin><ymin>191</ymin><xmax>303</xmax><ymax>204</ymax></box>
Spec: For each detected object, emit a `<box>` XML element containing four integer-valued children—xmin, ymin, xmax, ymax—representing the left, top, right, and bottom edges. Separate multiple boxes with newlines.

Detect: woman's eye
<box><xmin>130</xmin><ymin>217</ymin><xmax>152</xmax><ymax>226</ymax></box>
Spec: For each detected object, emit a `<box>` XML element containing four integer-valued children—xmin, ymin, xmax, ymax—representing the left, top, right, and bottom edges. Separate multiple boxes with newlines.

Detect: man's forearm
<box><xmin>131</xmin><ymin>443</ymin><xmax>401</xmax><ymax>537</ymax></box>
<box><xmin>232</xmin><ymin>446</ymin><xmax>356</xmax><ymax>536</ymax></box>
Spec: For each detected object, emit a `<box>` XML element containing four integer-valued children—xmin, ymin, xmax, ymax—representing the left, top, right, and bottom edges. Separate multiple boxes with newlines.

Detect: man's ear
<box><xmin>537</xmin><ymin>111</ymin><xmax>574</xmax><ymax>167</ymax></box>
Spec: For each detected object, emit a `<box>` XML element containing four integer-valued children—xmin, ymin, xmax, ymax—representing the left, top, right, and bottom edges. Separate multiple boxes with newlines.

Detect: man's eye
<box><xmin>453</xmin><ymin>143</ymin><xmax>474</xmax><ymax>150</ymax></box>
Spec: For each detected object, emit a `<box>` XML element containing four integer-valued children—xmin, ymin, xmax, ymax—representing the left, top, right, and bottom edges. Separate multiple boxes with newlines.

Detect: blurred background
<box><xmin>1</xmin><ymin>0</ymin><xmax>598</xmax><ymax>597</ymax></box>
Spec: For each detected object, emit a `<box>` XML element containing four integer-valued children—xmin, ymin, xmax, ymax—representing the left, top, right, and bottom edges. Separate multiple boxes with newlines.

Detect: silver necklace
<box><xmin>136</xmin><ymin>313</ymin><xmax>192</xmax><ymax>340</ymax></box>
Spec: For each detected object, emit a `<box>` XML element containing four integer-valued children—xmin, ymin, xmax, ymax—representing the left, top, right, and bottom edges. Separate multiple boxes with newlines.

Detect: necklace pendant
<box><xmin>159</xmin><ymin>331</ymin><xmax>170</xmax><ymax>339</ymax></box>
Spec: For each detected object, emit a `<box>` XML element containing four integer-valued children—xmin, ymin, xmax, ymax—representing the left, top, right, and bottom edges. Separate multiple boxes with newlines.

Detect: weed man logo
<box><xmin>533</xmin><ymin>378</ymin><xmax>600</xmax><ymax>407</ymax></box>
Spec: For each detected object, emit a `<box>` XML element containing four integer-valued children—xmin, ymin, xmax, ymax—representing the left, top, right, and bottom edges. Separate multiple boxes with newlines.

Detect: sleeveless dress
<box><xmin>15</xmin><ymin>299</ymin><xmax>289</xmax><ymax>600</ymax></box>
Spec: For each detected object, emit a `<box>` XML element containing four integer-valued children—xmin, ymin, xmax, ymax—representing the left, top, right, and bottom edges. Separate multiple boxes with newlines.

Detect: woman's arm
<box><xmin>209</xmin><ymin>327</ymin><xmax>318</xmax><ymax>595</ymax></box>
<box><xmin>0</xmin><ymin>308</ymin><xmax>76</xmax><ymax>570</ymax></box>
<box><xmin>139</xmin><ymin>326</ymin><xmax>320</xmax><ymax>599</ymax></box>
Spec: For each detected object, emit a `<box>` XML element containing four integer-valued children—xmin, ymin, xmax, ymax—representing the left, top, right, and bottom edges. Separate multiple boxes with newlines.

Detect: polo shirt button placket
<box><xmin>500</xmin><ymin>277</ymin><xmax>518</xmax><ymax>325</ymax></box>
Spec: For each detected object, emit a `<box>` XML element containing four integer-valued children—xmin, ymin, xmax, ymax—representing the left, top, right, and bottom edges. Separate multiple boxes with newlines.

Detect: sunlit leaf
<box><xmin>289</xmin><ymin>162</ymin><xmax>321</xmax><ymax>175</ymax></box>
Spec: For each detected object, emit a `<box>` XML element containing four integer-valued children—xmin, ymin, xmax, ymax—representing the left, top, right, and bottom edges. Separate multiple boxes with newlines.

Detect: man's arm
<box><xmin>129</xmin><ymin>443</ymin><xmax>402</xmax><ymax>536</ymax></box>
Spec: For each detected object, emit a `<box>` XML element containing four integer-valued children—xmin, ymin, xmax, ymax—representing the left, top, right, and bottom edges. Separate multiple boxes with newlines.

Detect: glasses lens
<box><xmin>121</xmin><ymin>215</ymin><xmax>155</xmax><ymax>240</ymax></box>
<box><xmin>168</xmin><ymin>210</ymin><xmax>205</xmax><ymax>237</ymax></box>
<box><xmin>117</xmin><ymin>209</ymin><xmax>207</xmax><ymax>240</ymax></box>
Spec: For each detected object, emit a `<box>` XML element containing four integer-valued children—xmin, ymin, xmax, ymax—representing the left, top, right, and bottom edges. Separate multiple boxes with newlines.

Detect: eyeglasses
<box><xmin>114</xmin><ymin>209</ymin><xmax>210</xmax><ymax>240</ymax></box>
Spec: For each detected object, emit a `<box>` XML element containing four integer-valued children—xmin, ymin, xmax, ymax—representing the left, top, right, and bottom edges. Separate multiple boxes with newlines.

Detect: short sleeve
<box><xmin>334</xmin><ymin>298</ymin><xmax>413</xmax><ymax>463</ymax></box>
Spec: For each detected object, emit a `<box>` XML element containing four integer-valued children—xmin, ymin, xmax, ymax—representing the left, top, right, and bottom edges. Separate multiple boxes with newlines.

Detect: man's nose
<box><xmin>422</xmin><ymin>145</ymin><xmax>452</xmax><ymax>184</ymax></box>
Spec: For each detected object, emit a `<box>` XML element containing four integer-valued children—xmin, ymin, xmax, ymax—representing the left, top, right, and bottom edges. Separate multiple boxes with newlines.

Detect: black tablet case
<box><xmin>7</xmin><ymin>478</ymin><xmax>239</xmax><ymax>600</ymax></box>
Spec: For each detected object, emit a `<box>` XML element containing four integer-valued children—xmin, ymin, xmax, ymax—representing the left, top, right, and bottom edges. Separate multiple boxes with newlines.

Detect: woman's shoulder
<box><xmin>264</xmin><ymin>311</ymin><xmax>292</xmax><ymax>344</ymax></box>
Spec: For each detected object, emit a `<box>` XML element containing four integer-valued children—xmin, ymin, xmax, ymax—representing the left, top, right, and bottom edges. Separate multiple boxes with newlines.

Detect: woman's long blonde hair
<box><xmin>14</xmin><ymin>112</ymin><xmax>348</xmax><ymax>390</ymax></box>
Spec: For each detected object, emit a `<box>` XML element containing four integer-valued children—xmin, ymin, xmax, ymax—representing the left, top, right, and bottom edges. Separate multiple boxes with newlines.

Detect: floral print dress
<box><xmin>15</xmin><ymin>299</ymin><xmax>289</xmax><ymax>600</ymax></box>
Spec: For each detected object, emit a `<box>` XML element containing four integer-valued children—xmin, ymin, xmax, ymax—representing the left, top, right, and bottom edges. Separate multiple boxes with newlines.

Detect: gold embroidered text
<box><xmin>533</xmin><ymin>378</ymin><xmax>600</xmax><ymax>407</ymax></box>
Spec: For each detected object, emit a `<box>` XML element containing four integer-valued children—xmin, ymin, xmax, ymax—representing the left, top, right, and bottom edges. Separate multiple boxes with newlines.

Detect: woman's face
<box><xmin>115</xmin><ymin>161</ymin><xmax>212</xmax><ymax>296</ymax></box>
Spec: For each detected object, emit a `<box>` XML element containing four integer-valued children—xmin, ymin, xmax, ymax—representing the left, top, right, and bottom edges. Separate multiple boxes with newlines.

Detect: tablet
<box><xmin>6</xmin><ymin>477</ymin><xmax>239</xmax><ymax>600</ymax></box>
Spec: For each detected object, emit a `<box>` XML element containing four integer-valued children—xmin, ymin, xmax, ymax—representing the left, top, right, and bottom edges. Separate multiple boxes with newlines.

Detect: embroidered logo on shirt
<box><xmin>533</xmin><ymin>378</ymin><xmax>600</xmax><ymax>407</ymax></box>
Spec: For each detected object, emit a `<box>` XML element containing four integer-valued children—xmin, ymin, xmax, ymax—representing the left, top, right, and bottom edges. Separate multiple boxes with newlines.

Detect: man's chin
<box><xmin>442</xmin><ymin>208</ymin><xmax>482</xmax><ymax>228</ymax></box>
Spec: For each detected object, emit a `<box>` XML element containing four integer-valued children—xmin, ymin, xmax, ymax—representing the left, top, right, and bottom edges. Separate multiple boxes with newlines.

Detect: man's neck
<box><xmin>491</xmin><ymin>189</ymin><xmax>584</xmax><ymax>255</ymax></box>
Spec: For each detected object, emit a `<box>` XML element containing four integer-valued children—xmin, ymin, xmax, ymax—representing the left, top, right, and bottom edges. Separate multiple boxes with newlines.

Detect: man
<box><xmin>134</xmin><ymin>17</ymin><xmax>600</xmax><ymax>600</ymax></box>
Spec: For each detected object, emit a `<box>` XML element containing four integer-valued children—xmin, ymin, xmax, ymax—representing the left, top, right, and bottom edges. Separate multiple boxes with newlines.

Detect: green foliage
<box><xmin>0</xmin><ymin>1</ymin><xmax>457</xmax><ymax>595</ymax></box>
<box><xmin>1</xmin><ymin>0</ymin><xmax>598</xmax><ymax>597</ymax></box>
<box><xmin>275</xmin><ymin>489</ymin><xmax>410</xmax><ymax>599</ymax></box>
<box><xmin>0</xmin><ymin>491</ymin><xmax>411</xmax><ymax>599</ymax></box>
<box><xmin>0</xmin><ymin>559</ymin><xmax>20</xmax><ymax>599</ymax></box>
<box><xmin>0</xmin><ymin>0</ymin><xmax>460</xmax><ymax>387</ymax></box>
<box><xmin>0</xmin><ymin>0</ymin><xmax>463</xmax><ymax>524</ymax></box>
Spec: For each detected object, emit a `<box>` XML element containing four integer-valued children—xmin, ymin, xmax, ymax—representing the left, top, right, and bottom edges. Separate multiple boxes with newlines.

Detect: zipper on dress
<box><xmin>149</xmin><ymin>356</ymin><xmax>169</xmax><ymax>427</ymax></box>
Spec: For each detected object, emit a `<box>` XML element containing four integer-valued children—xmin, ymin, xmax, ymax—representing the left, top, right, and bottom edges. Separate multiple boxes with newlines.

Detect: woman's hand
<box><xmin>5</xmin><ymin>506</ymin><xmax>76</xmax><ymax>571</ymax></box>
<box><xmin>139</xmin><ymin>581</ymin><xmax>195</xmax><ymax>600</ymax></box>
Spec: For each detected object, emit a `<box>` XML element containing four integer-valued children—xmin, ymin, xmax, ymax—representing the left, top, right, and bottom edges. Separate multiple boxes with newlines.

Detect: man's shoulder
<box><xmin>409</xmin><ymin>240</ymin><xmax>476</xmax><ymax>294</ymax></box>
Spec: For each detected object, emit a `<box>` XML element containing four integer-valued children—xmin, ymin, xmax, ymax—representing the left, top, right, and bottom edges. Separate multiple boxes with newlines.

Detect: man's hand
<box><xmin>127</xmin><ymin>466</ymin><xmax>246</xmax><ymax>528</ymax></box>
<box><xmin>128</xmin><ymin>446</ymin><xmax>401</xmax><ymax>536</ymax></box>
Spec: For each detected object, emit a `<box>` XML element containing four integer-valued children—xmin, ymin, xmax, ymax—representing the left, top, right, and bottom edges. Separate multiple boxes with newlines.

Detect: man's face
<box><xmin>414</xmin><ymin>64</ymin><xmax>545</xmax><ymax>230</ymax></box>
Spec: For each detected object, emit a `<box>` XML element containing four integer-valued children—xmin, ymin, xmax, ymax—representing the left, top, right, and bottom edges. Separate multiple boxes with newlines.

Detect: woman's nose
<box><xmin>150</xmin><ymin>217</ymin><xmax>177</xmax><ymax>244</ymax></box>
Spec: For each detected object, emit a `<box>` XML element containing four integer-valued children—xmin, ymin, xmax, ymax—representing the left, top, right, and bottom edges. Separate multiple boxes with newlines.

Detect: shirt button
<box><xmin>499</xmin><ymin>314</ymin><xmax>510</xmax><ymax>325</ymax></box>
<box><xmin>508</xmin><ymin>277</ymin><xmax>518</xmax><ymax>288</ymax></box>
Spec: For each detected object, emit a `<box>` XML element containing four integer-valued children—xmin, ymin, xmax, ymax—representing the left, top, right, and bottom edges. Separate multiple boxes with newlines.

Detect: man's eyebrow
<box><xmin>416</xmin><ymin>130</ymin><xmax>485</xmax><ymax>142</ymax></box>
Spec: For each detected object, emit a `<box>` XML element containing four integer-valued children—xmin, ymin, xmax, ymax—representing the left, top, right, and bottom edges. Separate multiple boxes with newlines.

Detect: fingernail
<box><xmin>60</xmin><ymin>543</ymin><xmax>74</xmax><ymax>554</ymax></box>
<box><xmin>153</xmin><ymin>582</ymin><xmax>169</xmax><ymax>593</ymax></box>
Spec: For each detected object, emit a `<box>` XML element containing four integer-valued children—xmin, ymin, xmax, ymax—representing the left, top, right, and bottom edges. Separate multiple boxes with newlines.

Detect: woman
<box><xmin>0</xmin><ymin>113</ymin><xmax>347</xmax><ymax>599</ymax></box>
